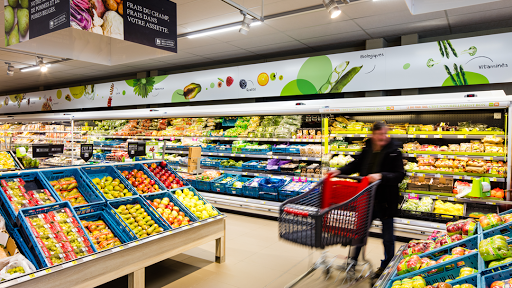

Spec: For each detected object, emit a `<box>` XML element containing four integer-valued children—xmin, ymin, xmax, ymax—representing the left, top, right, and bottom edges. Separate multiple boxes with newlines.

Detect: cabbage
<box><xmin>71</xmin><ymin>0</ymin><xmax>92</xmax><ymax>30</ymax></box>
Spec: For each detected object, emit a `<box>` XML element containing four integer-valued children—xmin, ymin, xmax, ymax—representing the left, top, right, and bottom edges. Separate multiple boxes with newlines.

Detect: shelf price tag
<box><xmin>420</xmin><ymin>135</ymin><xmax>428</xmax><ymax>138</ymax></box>
<box><xmin>434</xmin><ymin>135</ymin><xmax>442</xmax><ymax>138</ymax></box>
<box><xmin>45</xmin><ymin>269</ymin><xmax>51</xmax><ymax>273</ymax></box>
<box><xmin>457</xmin><ymin>135</ymin><xmax>467</xmax><ymax>139</ymax></box>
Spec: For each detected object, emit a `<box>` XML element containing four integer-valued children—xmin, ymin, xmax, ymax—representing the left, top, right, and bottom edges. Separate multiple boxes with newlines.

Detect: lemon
<box><xmin>257</xmin><ymin>73</ymin><xmax>269</xmax><ymax>86</ymax></box>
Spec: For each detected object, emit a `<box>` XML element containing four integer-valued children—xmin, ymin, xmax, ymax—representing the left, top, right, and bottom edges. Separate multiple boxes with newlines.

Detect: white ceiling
<box><xmin>0</xmin><ymin>0</ymin><xmax>512</xmax><ymax>95</ymax></box>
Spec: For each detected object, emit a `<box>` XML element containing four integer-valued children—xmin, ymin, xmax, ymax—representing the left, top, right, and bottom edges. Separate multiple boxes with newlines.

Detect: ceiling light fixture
<box><xmin>322</xmin><ymin>0</ymin><xmax>341</xmax><ymax>18</ymax></box>
<box><xmin>37</xmin><ymin>57</ymin><xmax>47</xmax><ymax>72</ymax></box>
<box><xmin>239</xmin><ymin>12</ymin><xmax>252</xmax><ymax>35</ymax></box>
<box><xmin>187</xmin><ymin>26</ymin><xmax>240</xmax><ymax>38</ymax></box>
<box><xmin>6</xmin><ymin>63</ymin><xmax>14</xmax><ymax>76</ymax></box>
<box><xmin>20</xmin><ymin>57</ymin><xmax>51</xmax><ymax>72</ymax></box>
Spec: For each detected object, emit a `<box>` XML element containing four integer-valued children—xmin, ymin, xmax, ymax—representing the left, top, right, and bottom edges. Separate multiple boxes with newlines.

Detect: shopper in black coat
<box><xmin>329</xmin><ymin>121</ymin><xmax>405</xmax><ymax>278</ymax></box>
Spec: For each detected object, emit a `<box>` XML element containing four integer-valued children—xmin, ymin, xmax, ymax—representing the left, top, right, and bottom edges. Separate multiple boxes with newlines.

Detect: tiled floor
<box><xmin>97</xmin><ymin>213</ymin><xmax>405</xmax><ymax>288</ymax></box>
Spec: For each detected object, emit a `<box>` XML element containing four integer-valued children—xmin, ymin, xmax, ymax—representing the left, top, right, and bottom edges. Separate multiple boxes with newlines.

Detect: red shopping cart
<box><xmin>278</xmin><ymin>175</ymin><xmax>379</xmax><ymax>287</ymax></box>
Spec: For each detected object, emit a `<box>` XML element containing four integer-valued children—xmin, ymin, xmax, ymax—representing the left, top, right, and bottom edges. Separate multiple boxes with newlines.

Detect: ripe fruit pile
<box><xmin>115</xmin><ymin>204</ymin><xmax>164</xmax><ymax>238</ymax></box>
<box><xmin>144</xmin><ymin>162</ymin><xmax>185</xmax><ymax>190</ymax></box>
<box><xmin>7</xmin><ymin>266</ymin><xmax>25</xmax><ymax>275</ymax></box>
<box><xmin>81</xmin><ymin>219</ymin><xmax>122</xmax><ymax>251</ymax></box>
<box><xmin>173</xmin><ymin>188</ymin><xmax>218</xmax><ymax>220</ymax></box>
<box><xmin>49</xmin><ymin>176</ymin><xmax>88</xmax><ymax>206</ymax></box>
<box><xmin>1</xmin><ymin>178</ymin><xmax>56</xmax><ymax>212</ymax></box>
<box><xmin>91</xmin><ymin>176</ymin><xmax>132</xmax><ymax>200</ymax></box>
<box><xmin>120</xmin><ymin>169</ymin><xmax>160</xmax><ymax>194</ymax></box>
<box><xmin>0</xmin><ymin>151</ymin><xmax>16</xmax><ymax>170</ymax></box>
<box><xmin>26</xmin><ymin>208</ymin><xmax>94</xmax><ymax>266</ymax></box>
<box><xmin>150</xmin><ymin>197</ymin><xmax>192</xmax><ymax>228</ymax></box>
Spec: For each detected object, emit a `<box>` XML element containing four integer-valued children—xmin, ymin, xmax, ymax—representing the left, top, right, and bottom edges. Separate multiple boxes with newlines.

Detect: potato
<box><xmin>104</xmin><ymin>0</ymin><xmax>117</xmax><ymax>11</ymax></box>
<box><xmin>118</xmin><ymin>1</ymin><xmax>123</xmax><ymax>15</ymax></box>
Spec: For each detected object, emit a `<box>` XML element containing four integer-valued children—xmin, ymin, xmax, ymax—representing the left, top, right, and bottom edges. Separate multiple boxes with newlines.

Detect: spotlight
<box><xmin>323</xmin><ymin>0</ymin><xmax>341</xmax><ymax>18</ymax></box>
<box><xmin>239</xmin><ymin>12</ymin><xmax>251</xmax><ymax>35</ymax></box>
<box><xmin>6</xmin><ymin>64</ymin><xmax>14</xmax><ymax>76</ymax></box>
<box><xmin>37</xmin><ymin>57</ymin><xmax>48</xmax><ymax>72</ymax></box>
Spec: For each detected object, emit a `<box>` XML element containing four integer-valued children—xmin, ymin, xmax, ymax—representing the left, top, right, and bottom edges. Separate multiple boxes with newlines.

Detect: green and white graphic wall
<box><xmin>2</xmin><ymin>31</ymin><xmax>511</xmax><ymax>114</ymax></box>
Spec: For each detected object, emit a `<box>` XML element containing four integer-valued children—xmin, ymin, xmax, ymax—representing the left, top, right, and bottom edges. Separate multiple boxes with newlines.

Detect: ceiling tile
<box><xmin>177</xmin><ymin>37</ymin><xmax>223</xmax><ymax>51</ymax></box>
<box><xmin>163</xmin><ymin>56</ymin><xmax>212</xmax><ymax>66</ymax></box>
<box><xmin>246</xmin><ymin>41</ymin><xmax>312</xmax><ymax>54</ymax></box>
<box><xmin>450</xmin><ymin>19</ymin><xmax>512</xmax><ymax>35</ymax></box>
<box><xmin>177</xmin><ymin>0</ymin><xmax>238</xmax><ymax>25</ymax></box>
<box><xmin>180</xmin><ymin>12</ymin><xmax>243</xmax><ymax>32</ymax></box>
<box><xmin>228</xmin><ymin>32</ymin><xmax>295</xmax><ymax>49</ymax></box>
<box><xmin>207</xmin><ymin>23</ymin><xmax>280</xmax><ymax>43</ymax></box>
<box><xmin>366</xmin><ymin>18</ymin><xmax>448</xmax><ymax>38</ymax></box>
<box><xmin>203</xmin><ymin>49</ymin><xmax>256</xmax><ymax>61</ymax></box>
<box><xmin>185</xmin><ymin>42</ymin><xmax>242</xmax><ymax>55</ymax></box>
<box><xmin>284</xmin><ymin>20</ymin><xmax>362</xmax><ymax>40</ymax></box>
<box><xmin>448</xmin><ymin>7</ymin><xmax>512</xmax><ymax>27</ymax></box>
<box><xmin>353</xmin><ymin>10</ymin><xmax>445</xmax><ymax>30</ymax></box>
<box><xmin>174</xmin><ymin>0</ymin><xmax>198</xmax><ymax>5</ymax></box>
<box><xmin>447</xmin><ymin>0</ymin><xmax>512</xmax><ymax>16</ymax></box>
<box><xmin>249</xmin><ymin>0</ymin><xmax>323</xmax><ymax>16</ymax></box>
<box><xmin>151</xmin><ymin>52</ymin><xmax>197</xmax><ymax>62</ymax></box>
<box><xmin>299</xmin><ymin>30</ymin><xmax>370</xmax><ymax>47</ymax></box>
<box><xmin>341</xmin><ymin>0</ymin><xmax>410</xmax><ymax>19</ymax></box>
<box><xmin>265</xmin><ymin>10</ymin><xmax>352</xmax><ymax>32</ymax></box>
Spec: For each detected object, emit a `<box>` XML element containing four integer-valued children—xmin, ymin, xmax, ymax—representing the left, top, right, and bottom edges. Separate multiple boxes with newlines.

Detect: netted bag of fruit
<box><xmin>0</xmin><ymin>254</ymin><xmax>37</xmax><ymax>281</ymax></box>
<box><xmin>83</xmin><ymin>220</ymin><xmax>120</xmax><ymax>250</ymax></box>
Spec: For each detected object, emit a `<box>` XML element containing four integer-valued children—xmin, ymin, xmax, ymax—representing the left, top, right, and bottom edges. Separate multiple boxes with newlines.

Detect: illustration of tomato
<box><xmin>226</xmin><ymin>76</ymin><xmax>234</xmax><ymax>87</ymax></box>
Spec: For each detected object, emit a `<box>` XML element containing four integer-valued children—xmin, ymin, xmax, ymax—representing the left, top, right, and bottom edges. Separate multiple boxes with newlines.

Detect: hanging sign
<box><xmin>80</xmin><ymin>144</ymin><xmax>93</xmax><ymax>162</ymax></box>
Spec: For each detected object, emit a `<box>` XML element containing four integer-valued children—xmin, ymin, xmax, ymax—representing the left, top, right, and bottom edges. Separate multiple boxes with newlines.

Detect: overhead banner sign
<box><xmin>2</xmin><ymin>31</ymin><xmax>512</xmax><ymax>113</ymax></box>
<box><xmin>5</xmin><ymin>0</ymin><xmax>177</xmax><ymax>52</ymax></box>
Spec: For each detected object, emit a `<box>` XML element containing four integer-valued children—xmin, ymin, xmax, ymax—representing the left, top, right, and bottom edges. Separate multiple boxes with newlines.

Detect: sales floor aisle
<box><xmin>97</xmin><ymin>213</ymin><xmax>405</xmax><ymax>288</ymax></box>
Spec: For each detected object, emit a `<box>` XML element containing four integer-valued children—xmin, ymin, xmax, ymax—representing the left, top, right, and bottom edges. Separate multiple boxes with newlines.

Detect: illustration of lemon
<box><xmin>257</xmin><ymin>73</ymin><xmax>269</xmax><ymax>86</ymax></box>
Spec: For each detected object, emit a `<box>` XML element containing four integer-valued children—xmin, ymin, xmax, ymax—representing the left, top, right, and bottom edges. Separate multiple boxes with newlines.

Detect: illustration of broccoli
<box><xmin>427</xmin><ymin>58</ymin><xmax>441</xmax><ymax>68</ymax></box>
<box><xmin>461</xmin><ymin>46</ymin><xmax>477</xmax><ymax>56</ymax></box>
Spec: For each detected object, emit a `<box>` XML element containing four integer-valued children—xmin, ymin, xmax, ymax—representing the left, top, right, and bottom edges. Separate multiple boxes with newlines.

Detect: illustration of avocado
<box><xmin>270</xmin><ymin>73</ymin><xmax>276</xmax><ymax>81</ymax></box>
<box><xmin>65</xmin><ymin>94</ymin><xmax>72</xmax><ymax>102</ymax></box>
<box><xmin>183</xmin><ymin>83</ymin><xmax>201</xmax><ymax>99</ymax></box>
<box><xmin>17</xmin><ymin>9</ymin><xmax>29</xmax><ymax>37</ymax></box>
<box><xmin>8</xmin><ymin>24</ymin><xmax>19</xmax><ymax>46</ymax></box>
<box><xmin>5</xmin><ymin>6</ymin><xmax>14</xmax><ymax>34</ymax></box>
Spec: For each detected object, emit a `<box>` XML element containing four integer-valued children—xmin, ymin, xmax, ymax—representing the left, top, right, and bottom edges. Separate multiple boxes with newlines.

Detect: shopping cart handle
<box><xmin>283</xmin><ymin>207</ymin><xmax>309</xmax><ymax>217</ymax></box>
<box><xmin>333</xmin><ymin>175</ymin><xmax>365</xmax><ymax>181</ymax></box>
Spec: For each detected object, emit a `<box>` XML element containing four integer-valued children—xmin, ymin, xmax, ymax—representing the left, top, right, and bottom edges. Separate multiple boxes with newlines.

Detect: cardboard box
<box><xmin>407</xmin><ymin>176</ymin><xmax>431</xmax><ymax>191</ymax></box>
<box><xmin>430</xmin><ymin>178</ymin><xmax>454</xmax><ymax>193</ymax></box>
<box><xmin>0</xmin><ymin>231</ymin><xmax>19</xmax><ymax>259</ymax></box>
<box><xmin>188</xmin><ymin>147</ymin><xmax>201</xmax><ymax>173</ymax></box>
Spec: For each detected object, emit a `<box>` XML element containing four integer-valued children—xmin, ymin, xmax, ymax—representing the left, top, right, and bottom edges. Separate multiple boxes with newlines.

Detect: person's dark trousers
<box><xmin>349</xmin><ymin>210</ymin><xmax>395</xmax><ymax>269</ymax></box>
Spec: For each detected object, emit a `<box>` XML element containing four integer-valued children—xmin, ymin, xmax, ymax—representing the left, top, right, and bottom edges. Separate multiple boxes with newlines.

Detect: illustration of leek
<box><xmin>317</xmin><ymin>61</ymin><xmax>349</xmax><ymax>94</ymax></box>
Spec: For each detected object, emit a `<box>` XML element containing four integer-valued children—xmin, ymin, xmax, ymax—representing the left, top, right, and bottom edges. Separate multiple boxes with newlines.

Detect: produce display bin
<box><xmin>78</xmin><ymin>210</ymin><xmax>132</xmax><ymax>245</ymax></box>
<box><xmin>12</xmin><ymin>227</ymin><xmax>39</xmax><ymax>270</ymax></box>
<box><xmin>169</xmin><ymin>186</ymin><xmax>221</xmax><ymax>220</ymax></box>
<box><xmin>399</xmin><ymin>198</ymin><xmax>434</xmax><ymax>220</ymax></box>
<box><xmin>142</xmin><ymin>160</ymin><xmax>190</xmax><ymax>188</ymax></box>
<box><xmin>17</xmin><ymin>201</ymin><xmax>97</xmax><ymax>268</ymax></box>
<box><xmin>113</xmin><ymin>162</ymin><xmax>166</xmax><ymax>192</ymax></box>
<box><xmin>476</xmin><ymin>208</ymin><xmax>512</xmax><ymax>235</ymax></box>
<box><xmin>387</xmin><ymin>252</ymin><xmax>480</xmax><ymax>288</ymax></box>
<box><xmin>227</xmin><ymin>177</ymin><xmax>252</xmax><ymax>196</ymax></box>
<box><xmin>194</xmin><ymin>174</ymin><xmax>223</xmax><ymax>192</ymax></box>
<box><xmin>220</xmin><ymin>164</ymin><xmax>243</xmax><ymax>171</ymax></box>
<box><xmin>286</xmin><ymin>145</ymin><xmax>306</xmax><ymax>154</ymax></box>
<box><xmin>142</xmin><ymin>191</ymin><xmax>199</xmax><ymax>224</ymax></box>
<box><xmin>211</xmin><ymin>174</ymin><xmax>239</xmax><ymax>194</ymax></box>
<box><xmin>80</xmin><ymin>165</ymin><xmax>138</xmax><ymax>201</ymax></box>
<box><xmin>278</xmin><ymin>181</ymin><xmax>309</xmax><ymax>202</ymax></box>
<box><xmin>478</xmin><ymin>223</ymin><xmax>512</xmax><ymax>274</ymax></box>
<box><xmin>242</xmin><ymin>160</ymin><xmax>265</xmax><ymax>171</ymax></box>
<box><xmin>272</xmin><ymin>146</ymin><xmax>288</xmax><ymax>154</ymax></box>
<box><xmin>214</xmin><ymin>145</ymin><xmax>232</xmax><ymax>153</ymax></box>
<box><xmin>200</xmin><ymin>157</ymin><xmax>228</xmax><ymax>168</ymax></box>
<box><xmin>482</xmin><ymin>267</ymin><xmax>512</xmax><ymax>288</ymax></box>
<box><xmin>39</xmin><ymin>168</ymin><xmax>105</xmax><ymax>215</ymax></box>
<box><xmin>0</xmin><ymin>171</ymin><xmax>60</xmax><ymax>226</ymax></box>
<box><xmin>241</xmin><ymin>147</ymin><xmax>271</xmax><ymax>155</ymax></box>
<box><xmin>243</xmin><ymin>177</ymin><xmax>265</xmax><ymax>198</ymax></box>
<box><xmin>259</xmin><ymin>179</ymin><xmax>290</xmax><ymax>201</ymax></box>
<box><xmin>107</xmin><ymin>196</ymin><xmax>170</xmax><ymax>241</ymax></box>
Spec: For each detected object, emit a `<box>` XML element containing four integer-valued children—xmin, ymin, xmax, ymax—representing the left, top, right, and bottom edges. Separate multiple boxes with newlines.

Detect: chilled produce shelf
<box><xmin>406</xmin><ymin>172</ymin><xmax>506</xmax><ymax>182</ymax></box>
<box><xmin>89</xmin><ymin>135</ymin><xmax>323</xmax><ymax>142</ymax></box>
<box><xmin>165</xmin><ymin>149</ymin><xmax>322</xmax><ymax>161</ymax></box>
<box><xmin>401</xmin><ymin>191</ymin><xmax>512</xmax><ymax>205</ymax></box>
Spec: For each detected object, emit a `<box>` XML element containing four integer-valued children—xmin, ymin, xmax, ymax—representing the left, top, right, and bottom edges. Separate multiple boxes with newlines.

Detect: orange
<box><xmin>257</xmin><ymin>73</ymin><xmax>269</xmax><ymax>86</ymax></box>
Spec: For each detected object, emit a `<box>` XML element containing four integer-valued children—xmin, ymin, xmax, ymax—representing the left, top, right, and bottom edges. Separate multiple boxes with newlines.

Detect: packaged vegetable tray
<box><xmin>114</xmin><ymin>162</ymin><xmax>166</xmax><ymax>193</ymax></box>
<box><xmin>279</xmin><ymin>180</ymin><xmax>308</xmax><ymax>202</ymax></box>
<box><xmin>259</xmin><ymin>178</ymin><xmax>290</xmax><ymax>201</ymax></box>
<box><xmin>228</xmin><ymin>177</ymin><xmax>252</xmax><ymax>196</ymax></box>
<box><xmin>479</xmin><ymin>225</ymin><xmax>512</xmax><ymax>275</ymax></box>
<box><xmin>211</xmin><ymin>174</ymin><xmax>239</xmax><ymax>194</ymax></box>
<box><xmin>17</xmin><ymin>202</ymin><xmax>97</xmax><ymax>268</ymax></box>
<box><xmin>79</xmin><ymin>210</ymin><xmax>131</xmax><ymax>251</ymax></box>
<box><xmin>0</xmin><ymin>171</ymin><xmax>60</xmax><ymax>226</ymax></box>
<box><xmin>80</xmin><ymin>165</ymin><xmax>138</xmax><ymax>201</ymax></box>
<box><xmin>243</xmin><ymin>177</ymin><xmax>265</xmax><ymax>198</ymax></box>
<box><xmin>39</xmin><ymin>168</ymin><xmax>105</xmax><ymax>215</ymax></box>
<box><xmin>107</xmin><ymin>196</ymin><xmax>169</xmax><ymax>241</ymax></box>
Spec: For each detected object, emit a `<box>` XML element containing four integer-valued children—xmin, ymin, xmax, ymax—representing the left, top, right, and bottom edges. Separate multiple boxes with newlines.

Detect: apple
<box><xmin>158</xmin><ymin>204</ymin><xmax>166</xmax><ymax>209</ymax></box>
<box><xmin>162</xmin><ymin>197</ymin><xmax>170</xmax><ymax>205</ymax></box>
<box><xmin>157</xmin><ymin>208</ymin><xmax>164</xmax><ymax>213</ymax></box>
<box><xmin>151</xmin><ymin>202</ymin><xmax>158</xmax><ymax>208</ymax></box>
<box><xmin>178</xmin><ymin>211</ymin><xmax>185</xmax><ymax>217</ymax></box>
<box><xmin>164</xmin><ymin>208</ymin><xmax>172</xmax><ymax>215</ymax></box>
<box><xmin>168</xmin><ymin>203</ymin><xmax>174</xmax><ymax>209</ymax></box>
<box><xmin>171</xmin><ymin>210</ymin><xmax>178</xmax><ymax>217</ymax></box>
<box><xmin>172</xmin><ymin>206</ymin><xmax>180</xmax><ymax>212</ymax></box>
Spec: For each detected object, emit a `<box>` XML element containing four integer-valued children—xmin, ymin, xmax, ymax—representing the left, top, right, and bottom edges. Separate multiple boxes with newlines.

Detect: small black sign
<box><xmin>80</xmin><ymin>144</ymin><xmax>93</xmax><ymax>162</ymax></box>
<box><xmin>137</xmin><ymin>142</ymin><xmax>146</xmax><ymax>156</ymax></box>
<box><xmin>32</xmin><ymin>144</ymin><xmax>50</xmax><ymax>158</ymax></box>
<box><xmin>50</xmin><ymin>144</ymin><xmax>64</xmax><ymax>155</ymax></box>
<box><xmin>128</xmin><ymin>141</ymin><xmax>146</xmax><ymax>158</ymax></box>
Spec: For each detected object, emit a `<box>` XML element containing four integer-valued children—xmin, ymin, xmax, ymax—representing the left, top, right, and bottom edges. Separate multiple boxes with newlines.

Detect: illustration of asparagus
<box><xmin>453</xmin><ymin>64</ymin><xmax>463</xmax><ymax>86</ymax></box>
<box><xmin>444</xmin><ymin>65</ymin><xmax>458</xmax><ymax>86</ymax></box>
<box><xmin>459</xmin><ymin>65</ymin><xmax>468</xmax><ymax>85</ymax></box>
<box><xmin>442</xmin><ymin>41</ymin><xmax>450</xmax><ymax>59</ymax></box>
<box><xmin>437</xmin><ymin>41</ymin><xmax>445</xmax><ymax>58</ymax></box>
<box><xmin>329</xmin><ymin>66</ymin><xmax>363</xmax><ymax>93</ymax></box>
<box><xmin>318</xmin><ymin>61</ymin><xmax>349</xmax><ymax>94</ymax></box>
<box><xmin>447</xmin><ymin>40</ymin><xmax>458</xmax><ymax>58</ymax></box>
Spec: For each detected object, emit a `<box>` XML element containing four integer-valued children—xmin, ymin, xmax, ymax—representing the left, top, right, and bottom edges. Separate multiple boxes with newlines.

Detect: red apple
<box><xmin>160</xmin><ymin>161</ymin><xmax>166</xmax><ymax>167</ymax></box>
<box><xmin>173</xmin><ymin>206</ymin><xmax>180</xmax><ymax>212</ymax></box>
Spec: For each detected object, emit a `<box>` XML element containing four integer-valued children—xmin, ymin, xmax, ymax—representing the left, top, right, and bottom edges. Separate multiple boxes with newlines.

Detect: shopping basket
<box><xmin>278</xmin><ymin>175</ymin><xmax>379</xmax><ymax>288</ymax></box>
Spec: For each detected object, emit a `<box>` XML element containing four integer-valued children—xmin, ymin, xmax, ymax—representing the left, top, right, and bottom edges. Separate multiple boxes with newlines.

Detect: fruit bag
<box><xmin>0</xmin><ymin>254</ymin><xmax>37</xmax><ymax>281</ymax></box>
<box><xmin>489</xmin><ymin>278</ymin><xmax>512</xmax><ymax>288</ymax></box>
<box><xmin>480</xmin><ymin>213</ymin><xmax>504</xmax><ymax>231</ymax></box>
<box><xmin>461</xmin><ymin>219</ymin><xmax>477</xmax><ymax>238</ymax></box>
<box><xmin>479</xmin><ymin>235</ymin><xmax>512</xmax><ymax>261</ymax></box>
<box><xmin>446</xmin><ymin>220</ymin><xmax>465</xmax><ymax>236</ymax></box>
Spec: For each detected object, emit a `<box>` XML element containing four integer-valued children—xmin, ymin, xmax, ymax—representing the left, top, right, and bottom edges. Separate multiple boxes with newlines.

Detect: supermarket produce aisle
<box><xmin>98</xmin><ymin>212</ymin><xmax>405</xmax><ymax>288</ymax></box>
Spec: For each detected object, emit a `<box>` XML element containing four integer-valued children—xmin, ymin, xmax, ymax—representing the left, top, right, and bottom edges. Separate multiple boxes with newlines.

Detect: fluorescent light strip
<box><xmin>20</xmin><ymin>63</ymin><xmax>51</xmax><ymax>72</ymax></box>
<box><xmin>187</xmin><ymin>21</ymin><xmax>262</xmax><ymax>39</ymax></box>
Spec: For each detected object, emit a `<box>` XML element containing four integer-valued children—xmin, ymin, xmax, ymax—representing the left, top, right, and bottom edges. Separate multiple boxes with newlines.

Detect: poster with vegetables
<box><xmin>4</xmin><ymin>0</ymin><xmax>69</xmax><ymax>47</ymax></box>
<box><xmin>70</xmin><ymin>0</ymin><xmax>177</xmax><ymax>52</ymax></box>
<box><xmin>1</xmin><ymin>31</ymin><xmax>512</xmax><ymax>114</ymax></box>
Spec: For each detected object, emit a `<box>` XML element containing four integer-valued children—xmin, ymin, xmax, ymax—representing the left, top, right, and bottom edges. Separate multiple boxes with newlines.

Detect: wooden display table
<box><xmin>1</xmin><ymin>216</ymin><xmax>226</xmax><ymax>288</ymax></box>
